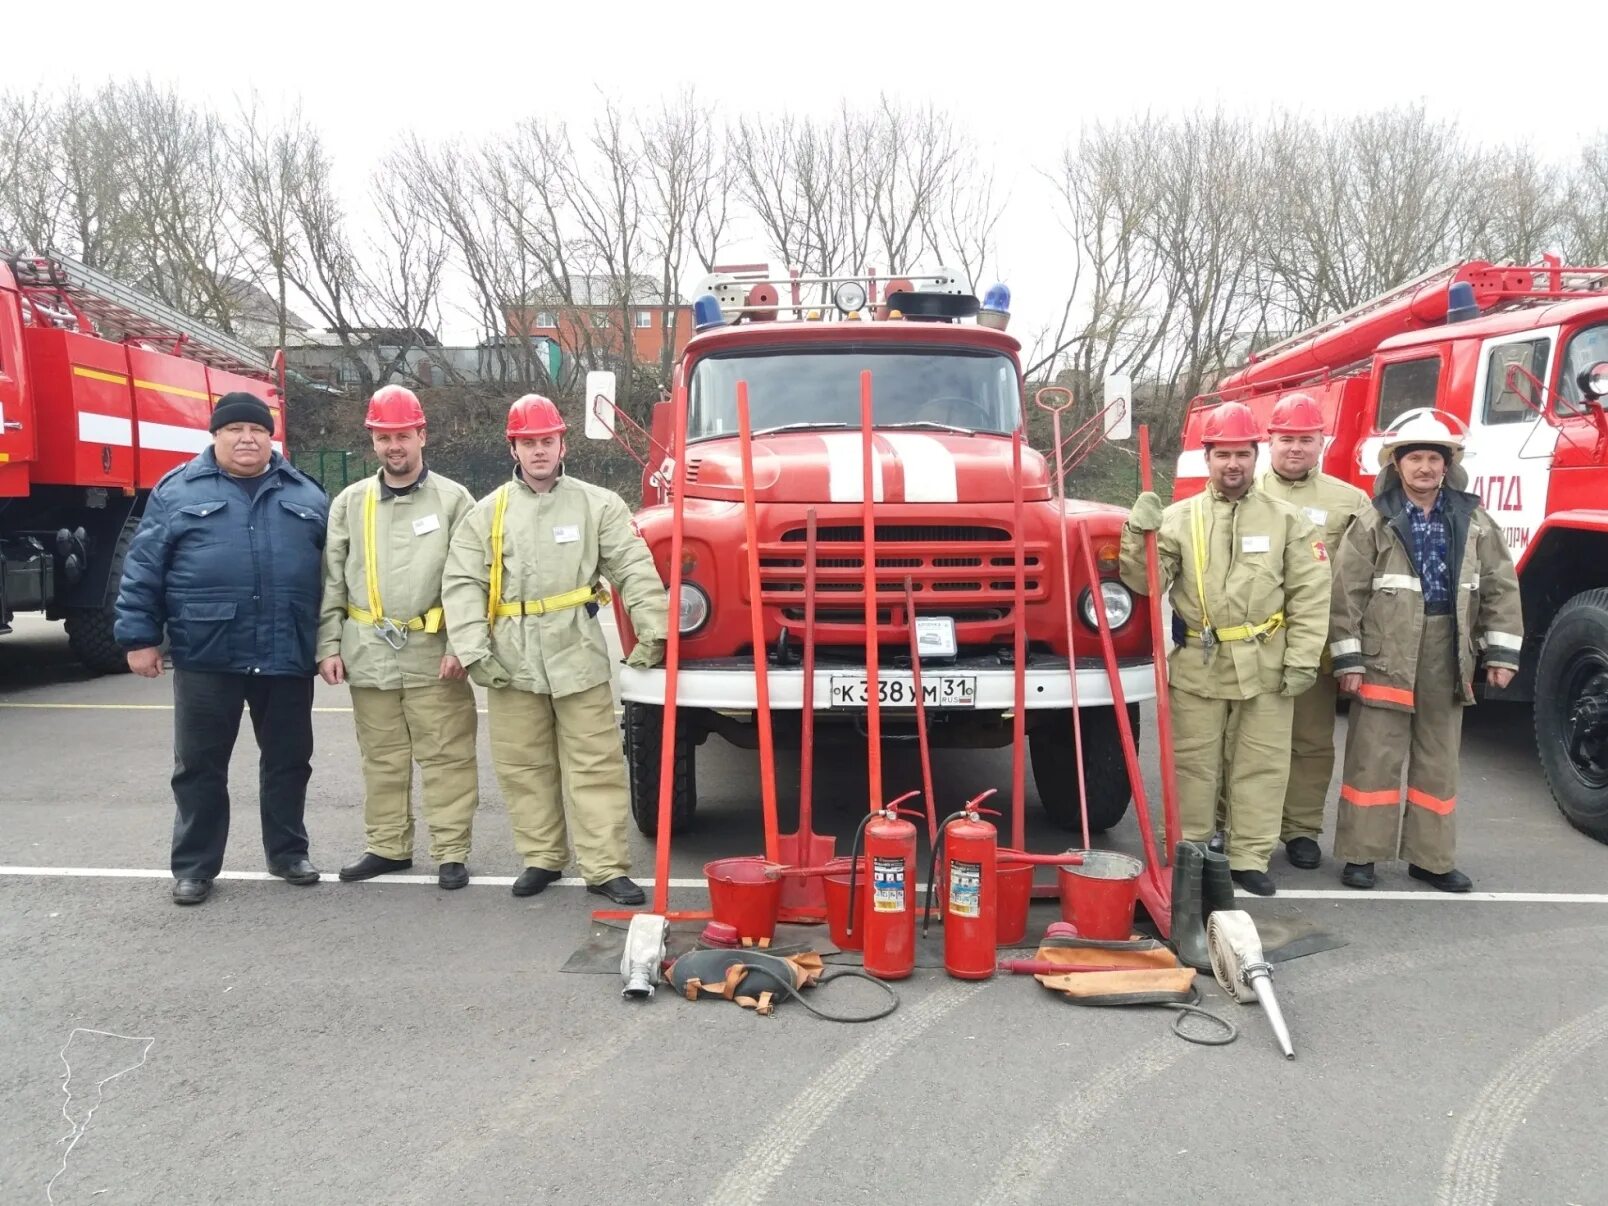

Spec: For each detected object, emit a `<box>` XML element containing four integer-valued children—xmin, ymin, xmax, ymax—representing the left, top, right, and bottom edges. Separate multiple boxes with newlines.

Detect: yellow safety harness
<box><xmin>1184</xmin><ymin>495</ymin><xmax>1285</xmax><ymax>657</ymax></box>
<box><xmin>486</xmin><ymin>483</ymin><xmax>611</xmax><ymax>629</ymax></box>
<box><xmin>347</xmin><ymin>481</ymin><xmax>444</xmax><ymax>648</ymax></box>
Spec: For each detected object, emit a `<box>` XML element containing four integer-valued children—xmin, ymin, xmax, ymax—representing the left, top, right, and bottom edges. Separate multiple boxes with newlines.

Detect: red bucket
<box><xmin>1057</xmin><ymin>851</ymin><xmax>1142</xmax><ymax>941</ymax></box>
<box><xmin>995</xmin><ymin>860</ymin><xmax>1034</xmax><ymax>946</ymax></box>
<box><xmin>821</xmin><ymin>857</ymin><xmax>862</xmax><ymax>951</ymax></box>
<box><xmin>705</xmin><ymin>857</ymin><xmax>784</xmax><ymax>943</ymax></box>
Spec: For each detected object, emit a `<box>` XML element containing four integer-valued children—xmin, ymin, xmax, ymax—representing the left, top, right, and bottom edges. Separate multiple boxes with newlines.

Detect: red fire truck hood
<box><xmin>681</xmin><ymin>430</ymin><xmax>1052</xmax><ymax>504</ymax></box>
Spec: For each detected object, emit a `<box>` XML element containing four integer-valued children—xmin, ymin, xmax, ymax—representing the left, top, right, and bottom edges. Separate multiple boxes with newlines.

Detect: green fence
<box><xmin>291</xmin><ymin>449</ymin><xmax>378</xmax><ymax>493</ymax></box>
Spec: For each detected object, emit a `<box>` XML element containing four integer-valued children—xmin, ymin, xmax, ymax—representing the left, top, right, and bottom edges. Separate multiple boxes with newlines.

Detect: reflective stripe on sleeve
<box><xmin>1372</xmin><ymin>574</ymin><xmax>1422</xmax><ymax>591</ymax></box>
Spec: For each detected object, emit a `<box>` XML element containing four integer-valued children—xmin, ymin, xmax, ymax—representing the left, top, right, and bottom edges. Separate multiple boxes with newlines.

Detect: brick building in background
<box><xmin>505</xmin><ymin>275</ymin><xmax>694</xmax><ymax>383</ymax></box>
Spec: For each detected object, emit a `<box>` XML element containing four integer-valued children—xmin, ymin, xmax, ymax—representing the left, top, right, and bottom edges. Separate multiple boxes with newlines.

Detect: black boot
<box><xmin>1341</xmin><ymin>861</ymin><xmax>1376</xmax><ymax>889</ymax></box>
<box><xmin>339</xmin><ymin>852</ymin><xmax>412</xmax><ymax>882</ymax></box>
<box><xmin>1230</xmin><ymin>868</ymin><xmax>1276</xmax><ymax>897</ymax></box>
<box><xmin>1168</xmin><ymin>841</ymin><xmax>1212</xmax><ymax>972</ymax></box>
<box><xmin>1409</xmin><ymin>864</ymin><xmax>1473</xmax><ymax>893</ymax></box>
<box><xmin>1202</xmin><ymin>843</ymin><xmax>1235</xmax><ymax>917</ymax></box>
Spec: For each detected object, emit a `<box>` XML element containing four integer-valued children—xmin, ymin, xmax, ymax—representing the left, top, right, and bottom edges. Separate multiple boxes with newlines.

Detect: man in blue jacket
<box><xmin>115</xmin><ymin>393</ymin><xmax>329</xmax><ymax>905</ymax></box>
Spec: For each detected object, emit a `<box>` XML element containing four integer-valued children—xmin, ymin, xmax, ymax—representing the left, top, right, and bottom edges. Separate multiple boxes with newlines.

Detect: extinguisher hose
<box><xmin>749</xmin><ymin>967</ymin><xmax>901</xmax><ymax>1023</ymax></box>
<box><xmin>922</xmin><ymin>810</ymin><xmax>971</xmax><ymax>935</ymax></box>
<box><xmin>844</xmin><ymin>811</ymin><xmax>877</xmax><ymax>937</ymax></box>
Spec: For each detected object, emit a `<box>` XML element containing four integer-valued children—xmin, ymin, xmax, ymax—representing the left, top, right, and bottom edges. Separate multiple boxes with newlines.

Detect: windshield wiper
<box><xmin>750</xmin><ymin>421</ymin><xmax>852</xmax><ymax>436</ymax></box>
<box><xmin>881</xmin><ymin>421</ymin><xmax>981</xmax><ymax>435</ymax></box>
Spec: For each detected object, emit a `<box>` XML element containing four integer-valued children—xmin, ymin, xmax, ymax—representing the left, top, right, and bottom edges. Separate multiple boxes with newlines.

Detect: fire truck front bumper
<box><xmin>617</xmin><ymin>655</ymin><xmax>1156</xmax><ymax>711</ymax></box>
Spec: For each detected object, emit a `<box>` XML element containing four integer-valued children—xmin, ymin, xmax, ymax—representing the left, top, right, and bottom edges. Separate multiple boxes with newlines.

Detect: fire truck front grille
<box><xmin>756</xmin><ymin>524</ymin><xmax>1048</xmax><ymax>613</ymax></box>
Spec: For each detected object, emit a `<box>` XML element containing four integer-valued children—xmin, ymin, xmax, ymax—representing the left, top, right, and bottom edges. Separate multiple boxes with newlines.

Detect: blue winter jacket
<box><xmin>114</xmin><ymin>449</ymin><xmax>329</xmax><ymax>676</ymax></box>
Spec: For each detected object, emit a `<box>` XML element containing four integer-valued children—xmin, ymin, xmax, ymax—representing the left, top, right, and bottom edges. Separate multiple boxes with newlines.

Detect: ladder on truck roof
<box><xmin>5</xmin><ymin>249</ymin><xmax>271</xmax><ymax>378</ymax></box>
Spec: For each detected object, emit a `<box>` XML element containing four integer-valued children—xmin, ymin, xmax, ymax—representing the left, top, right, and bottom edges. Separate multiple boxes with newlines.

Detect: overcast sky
<box><xmin>10</xmin><ymin>1</ymin><xmax>1602</xmax><ymax>347</ymax></box>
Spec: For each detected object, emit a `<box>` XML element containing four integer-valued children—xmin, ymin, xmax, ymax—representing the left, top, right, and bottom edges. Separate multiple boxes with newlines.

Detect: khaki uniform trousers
<box><xmin>1172</xmin><ymin>687</ymin><xmax>1294</xmax><ymax>872</ymax></box>
<box><xmin>1335</xmin><ymin>614</ymin><xmax>1462</xmax><ymax>873</ymax></box>
<box><xmin>487</xmin><ymin>681</ymin><xmax>630</xmax><ymax>883</ymax></box>
<box><xmin>1281</xmin><ymin>670</ymin><xmax>1341</xmax><ymax>841</ymax></box>
<box><xmin>351</xmin><ymin>680</ymin><xmax>479</xmax><ymax>862</ymax></box>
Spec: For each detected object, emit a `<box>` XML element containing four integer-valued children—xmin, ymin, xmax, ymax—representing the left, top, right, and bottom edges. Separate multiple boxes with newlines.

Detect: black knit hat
<box><xmin>209</xmin><ymin>392</ymin><xmax>275</xmax><ymax>433</ymax></box>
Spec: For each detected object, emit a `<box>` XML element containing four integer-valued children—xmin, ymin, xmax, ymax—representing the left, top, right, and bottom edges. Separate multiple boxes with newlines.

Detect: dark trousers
<box><xmin>171</xmin><ymin>669</ymin><xmax>315</xmax><ymax>879</ymax></box>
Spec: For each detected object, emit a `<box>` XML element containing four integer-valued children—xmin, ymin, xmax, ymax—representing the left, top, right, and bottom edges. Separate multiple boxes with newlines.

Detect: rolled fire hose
<box><xmin>1207</xmin><ymin>910</ymin><xmax>1295</xmax><ymax>1059</ymax></box>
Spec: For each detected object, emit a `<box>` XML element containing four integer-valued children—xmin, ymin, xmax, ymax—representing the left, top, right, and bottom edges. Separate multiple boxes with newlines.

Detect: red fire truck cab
<box><xmin>1174</xmin><ymin>258</ymin><xmax>1608</xmax><ymax>843</ymax></box>
<box><xmin>586</xmin><ymin>267</ymin><xmax>1154</xmax><ymax>838</ymax></box>
<box><xmin>0</xmin><ymin>251</ymin><xmax>284</xmax><ymax>671</ymax></box>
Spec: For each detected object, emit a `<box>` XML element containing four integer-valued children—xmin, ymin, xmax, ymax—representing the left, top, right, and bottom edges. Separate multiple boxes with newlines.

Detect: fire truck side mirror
<box><xmin>1580</xmin><ymin>361</ymin><xmax>1608</xmax><ymax>403</ymax></box>
<box><xmin>584</xmin><ymin>370</ymin><xmax>618</xmax><ymax>441</ymax></box>
<box><xmin>1102</xmin><ymin>372</ymin><xmax>1133</xmax><ymax>441</ymax></box>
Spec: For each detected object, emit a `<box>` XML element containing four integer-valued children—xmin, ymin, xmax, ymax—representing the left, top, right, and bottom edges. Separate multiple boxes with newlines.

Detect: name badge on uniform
<box><xmin>1242</xmin><ymin>535</ymin><xmax>1271</xmax><ymax>554</ymax></box>
<box><xmin>553</xmin><ymin>524</ymin><xmax>581</xmax><ymax>544</ymax></box>
<box><xmin>1303</xmin><ymin>507</ymin><xmax>1328</xmax><ymax>525</ymax></box>
<box><xmin>412</xmin><ymin>513</ymin><xmax>441</xmax><ymax>536</ymax></box>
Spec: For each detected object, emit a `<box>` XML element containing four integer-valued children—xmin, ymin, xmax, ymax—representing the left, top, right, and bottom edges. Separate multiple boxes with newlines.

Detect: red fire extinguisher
<box><xmin>848</xmin><ymin>790</ymin><xmax>924</xmax><ymax>981</ymax></box>
<box><xmin>925</xmin><ymin>789</ymin><xmax>1001</xmax><ymax>980</ymax></box>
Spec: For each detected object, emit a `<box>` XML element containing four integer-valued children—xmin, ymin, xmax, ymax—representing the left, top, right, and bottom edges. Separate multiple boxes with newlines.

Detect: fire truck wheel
<box><xmin>1534</xmin><ymin>589</ymin><xmax>1608</xmax><ymax>844</ymax></box>
<box><xmin>64</xmin><ymin>526</ymin><xmax>135</xmax><ymax>676</ymax></box>
<box><xmin>1029</xmin><ymin>705</ymin><xmax>1139</xmax><ymax>835</ymax></box>
<box><xmin>624</xmin><ymin>700</ymin><xmax>698</xmax><ymax>836</ymax></box>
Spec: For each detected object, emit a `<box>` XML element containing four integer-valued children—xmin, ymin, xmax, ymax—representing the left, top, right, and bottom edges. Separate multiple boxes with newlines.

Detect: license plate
<box><xmin>828</xmin><ymin>674</ymin><xmax>976</xmax><ymax>709</ymax></box>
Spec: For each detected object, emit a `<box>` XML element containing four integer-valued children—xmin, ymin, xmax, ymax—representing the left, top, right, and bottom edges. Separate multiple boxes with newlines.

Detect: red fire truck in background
<box><xmin>585</xmin><ymin>265</ymin><xmax>1153</xmax><ymax>838</ymax></box>
<box><xmin>1174</xmin><ymin>257</ymin><xmax>1608</xmax><ymax>843</ymax></box>
<box><xmin>0</xmin><ymin>251</ymin><xmax>285</xmax><ymax>672</ymax></box>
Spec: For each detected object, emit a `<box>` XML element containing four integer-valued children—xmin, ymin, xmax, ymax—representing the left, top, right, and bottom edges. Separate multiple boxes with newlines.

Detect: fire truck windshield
<box><xmin>686</xmin><ymin>349</ymin><xmax>1019</xmax><ymax>442</ymax></box>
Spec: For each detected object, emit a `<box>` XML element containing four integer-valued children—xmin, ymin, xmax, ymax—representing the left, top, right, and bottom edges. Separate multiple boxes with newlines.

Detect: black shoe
<box><xmin>338</xmin><ymin>853</ymin><xmax>413</xmax><ymax>882</ymax></box>
<box><xmin>438</xmin><ymin>862</ymin><xmax>469</xmax><ymax>890</ymax></box>
<box><xmin>512</xmin><ymin>866</ymin><xmax>563</xmax><ymax>897</ymax></box>
<box><xmin>172</xmin><ymin>878</ymin><xmax>212</xmax><ymax>905</ymax></box>
<box><xmin>1409</xmin><ymin>864</ymin><xmax>1473</xmax><ymax>893</ymax></box>
<box><xmin>1285</xmin><ymin>836</ymin><xmax>1323</xmax><ymax>870</ymax></box>
<box><xmin>1342</xmin><ymin>861</ymin><xmax>1376</xmax><ymax>889</ymax></box>
<box><xmin>587</xmin><ymin>876</ymin><xmax>646</xmax><ymax>906</ymax></box>
<box><xmin>1168</xmin><ymin>842</ymin><xmax>1212</xmax><ymax>972</ymax></box>
<box><xmin>1230</xmin><ymin>869</ymin><xmax>1276</xmax><ymax>897</ymax></box>
<box><xmin>268</xmin><ymin>856</ymin><xmax>321</xmax><ymax>886</ymax></box>
<box><xmin>1206</xmin><ymin>831</ymin><xmax>1226</xmax><ymax>855</ymax></box>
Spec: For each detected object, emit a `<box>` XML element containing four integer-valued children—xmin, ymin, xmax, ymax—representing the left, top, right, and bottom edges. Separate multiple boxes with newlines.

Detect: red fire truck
<box><xmin>585</xmin><ymin>266</ymin><xmax>1153</xmax><ymax>837</ymax></box>
<box><xmin>0</xmin><ymin>251</ymin><xmax>285</xmax><ymax>671</ymax></box>
<box><xmin>1173</xmin><ymin>257</ymin><xmax>1608</xmax><ymax>843</ymax></box>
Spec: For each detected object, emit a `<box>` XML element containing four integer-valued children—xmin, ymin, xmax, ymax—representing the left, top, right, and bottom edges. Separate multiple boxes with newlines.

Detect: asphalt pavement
<box><xmin>3</xmin><ymin>614</ymin><xmax>1606</xmax><ymax>1205</ymax></box>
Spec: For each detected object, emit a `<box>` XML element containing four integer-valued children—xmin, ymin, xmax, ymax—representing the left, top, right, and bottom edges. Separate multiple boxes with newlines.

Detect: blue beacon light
<box><xmin>693</xmin><ymin>293</ymin><xmax>726</xmax><ymax>332</ymax></box>
<box><xmin>979</xmin><ymin>283</ymin><xmax>1011</xmax><ymax>330</ymax></box>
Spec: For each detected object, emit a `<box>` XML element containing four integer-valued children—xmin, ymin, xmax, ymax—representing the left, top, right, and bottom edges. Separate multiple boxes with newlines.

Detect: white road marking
<box><xmin>1437</xmin><ymin>1001</ymin><xmax>1608</xmax><ymax>1206</ymax></box>
<box><xmin>0</xmin><ymin>866</ymin><xmax>707</xmax><ymax>888</ymax></box>
<box><xmin>1</xmin><ymin>867</ymin><xmax>1605</xmax><ymax>902</ymax></box>
<box><xmin>703</xmin><ymin>982</ymin><xmax>985</xmax><ymax>1206</ymax></box>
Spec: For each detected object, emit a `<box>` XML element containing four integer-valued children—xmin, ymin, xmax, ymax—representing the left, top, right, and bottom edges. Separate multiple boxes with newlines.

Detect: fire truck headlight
<box><xmin>678</xmin><ymin>583</ymin><xmax>711</xmax><ymax>634</ymax></box>
<box><xmin>1079</xmin><ymin>581</ymin><xmax>1133</xmax><ymax>630</ymax></box>
<box><xmin>833</xmin><ymin>281</ymin><xmax>868</xmax><ymax>315</ymax></box>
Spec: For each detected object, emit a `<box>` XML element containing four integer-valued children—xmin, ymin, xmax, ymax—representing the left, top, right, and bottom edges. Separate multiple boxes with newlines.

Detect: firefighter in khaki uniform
<box><xmin>442</xmin><ymin>394</ymin><xmax>669</xmax><ymax>906</ymax></box>
<box><xmin>317</xmin><ymin>387</ymin><xmax>480</xmax><ymax>890</ymax></box>
<box><xmin>1330</xmin><ymin>415</ymin><xmax>1522</xmax><ymax>892</ymax></box>
<box><xmin>1121</xmin><ymin>401</ymin><xmax>1330</xmax><ymax>897</ymax></box>
<box><xmin>1253</xmin><ymin>393</ymin><xmax>1370</xmax><ymax>871</ymax></box>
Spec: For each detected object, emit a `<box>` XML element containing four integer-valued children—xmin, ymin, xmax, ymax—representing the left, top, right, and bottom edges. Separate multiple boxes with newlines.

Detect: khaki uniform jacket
<box><xmin>442</xmin><ymin>472</ymin><xmax>669</xmax><ymax>698</ymax></box>
<box><xmin>317</xmin><ymin>470</ymin><xmax>476</xmax><ymax>690</ymax></box>
<box><xmin>1256</xmin><ymin>468</ymin><xmax>1369</xmax><ymax>673</ymax></box>
<box><xmin>1120</xmin><ymin>487</ymin><xmax>1330</xmax><ymax>700</ymax></box>
<box><xmin>1329</xmin><ymin>468</ymin><xmax>1522</xmax><ymax>711</ymax></box>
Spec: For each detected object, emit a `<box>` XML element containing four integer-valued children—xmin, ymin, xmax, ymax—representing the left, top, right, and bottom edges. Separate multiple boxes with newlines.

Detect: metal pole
<box><xmin>650</xmin><ymin>377</ymin><xmax>691</xmax><ymax>916</ymax></box>
<box><xmin>861</xmin><ymin>369</ymin><xmax>882</xmax><ymax>813</ymax></box>
<box><xmin>738</xmin><ymin>380</ymin><xmax>781</xmax><ymax>862</ymax></box>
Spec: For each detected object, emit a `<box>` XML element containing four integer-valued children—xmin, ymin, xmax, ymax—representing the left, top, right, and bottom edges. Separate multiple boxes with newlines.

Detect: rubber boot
<box><xmin>1202</xmin><ymin>844</ymin><xmax>1235</xmax><ymax>918</ymax></box>
<box><xmin>1168</xmin><ymin>840</ymin><xmax>1212</xmax><ymax>972</ymax></box>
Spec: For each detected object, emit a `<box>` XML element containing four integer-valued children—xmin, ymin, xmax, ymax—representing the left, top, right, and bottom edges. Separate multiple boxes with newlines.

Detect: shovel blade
<box><xmin>776</xmin><ymin>833</ymin><xmax>835</xmax><ymax>909</ymax></box>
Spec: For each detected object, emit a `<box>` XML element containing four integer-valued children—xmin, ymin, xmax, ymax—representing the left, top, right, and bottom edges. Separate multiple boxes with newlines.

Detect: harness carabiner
<box><xmin>375</xmin><ymin>617</ymin><xmax>409</xmax><ymax>650</ymax></box>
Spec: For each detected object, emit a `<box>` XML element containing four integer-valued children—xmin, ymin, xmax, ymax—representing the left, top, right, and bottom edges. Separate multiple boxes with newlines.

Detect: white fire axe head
<box><xmin>621</xmin><ymin>913</ymin><xmax>669</xmax><ymax>1000</ymax></box>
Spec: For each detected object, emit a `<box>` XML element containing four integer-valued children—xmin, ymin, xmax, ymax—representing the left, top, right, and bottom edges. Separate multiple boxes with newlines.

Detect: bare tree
<box><xmin>1560</xmin><ymin>134</ymin><xmax>1608</xmax><ymax>264</ymax></box>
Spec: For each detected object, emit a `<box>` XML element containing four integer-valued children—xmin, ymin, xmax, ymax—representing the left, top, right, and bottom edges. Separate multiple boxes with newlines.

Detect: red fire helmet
<box><xmin>1267</xmin><ymin>392</ymin><xmax>1325</xmax><ymax>434</ymax></box>
<box><xmin>364</xmin><ymin>385</ymin><xmax>426</xmax><ymax>431</ymax></box>
<box><xmin>1201</xmin><ymin>401</ymin><xmax>1262</xmax><ymax>445</ymax></box>
<box><xmin>506</xmin><ymin>394</ymin><xmax>566</xmax><ymax>439</ymax></box>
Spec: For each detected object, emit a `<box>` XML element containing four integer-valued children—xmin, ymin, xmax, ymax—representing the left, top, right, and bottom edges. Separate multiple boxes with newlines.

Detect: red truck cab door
<box><xmin>0</xmin><ymin>270</ymin><xmax>34</xmax><ymax>497</ymax></box>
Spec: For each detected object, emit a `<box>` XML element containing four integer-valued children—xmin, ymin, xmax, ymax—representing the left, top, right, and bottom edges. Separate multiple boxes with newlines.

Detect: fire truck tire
<box><xmin>1030</xmin><ymin>705</ymin><xmax>1139</xmax><ymax>834</ymax></box>
<box><xmin>1533</xmin><ymin>589</ymin><xmax>1608</xmax><ymax>844</ymax></box>
<box><xmin>64</xmin><ymin>527</ymin><xmax>135</xmax><ymax>676</ymax></box>
<box><xmin>624</xmin><ymin>701</ymin><xmax>698</xmax><ymax>836</ymax></box>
